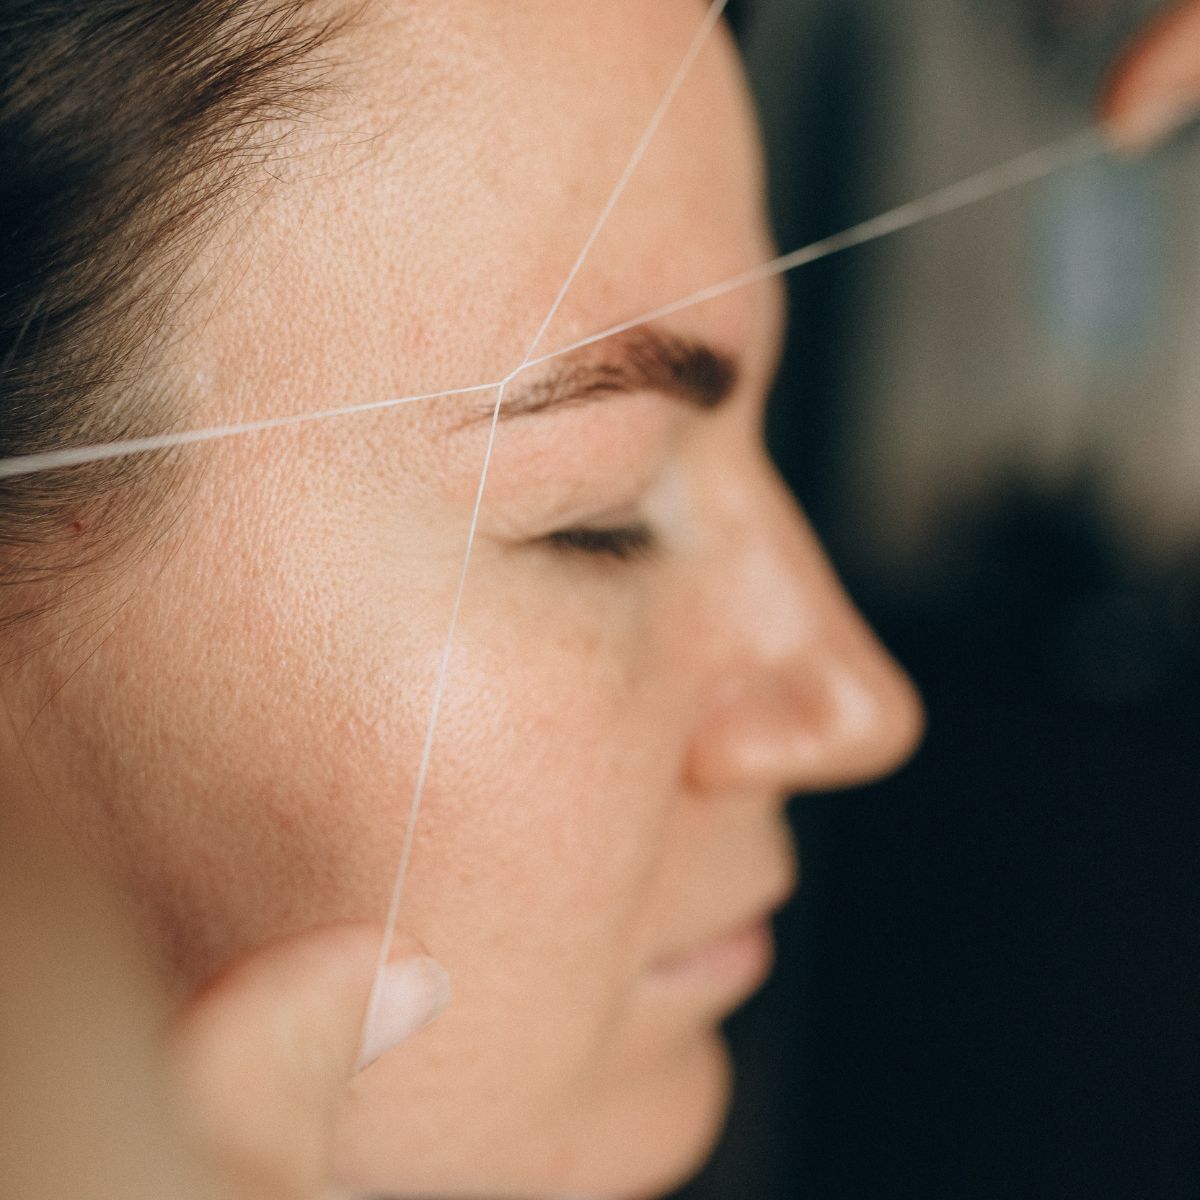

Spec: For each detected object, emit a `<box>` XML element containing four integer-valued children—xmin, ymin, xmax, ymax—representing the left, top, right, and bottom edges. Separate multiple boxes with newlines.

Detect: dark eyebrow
<box><xmin>460</xmin><ymin>327</ymin><xmax>739</xmax><ymax>426</ymax></box>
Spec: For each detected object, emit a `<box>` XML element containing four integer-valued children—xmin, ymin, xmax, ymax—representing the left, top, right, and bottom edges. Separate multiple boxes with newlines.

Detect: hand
<box><xmin>0</xmin><ymin>793</ymin><xmax>449</xmax><ymax>1200</ymax></box>
<box><xmin>172</xmin><ymin>924</ymin><xmax>450</xmax><ymax>1200</ymax></box>
<box><xmin>1103</xmin><ymin>0</ymin><xmax>1200</xmax><ymax>149</ymax></box>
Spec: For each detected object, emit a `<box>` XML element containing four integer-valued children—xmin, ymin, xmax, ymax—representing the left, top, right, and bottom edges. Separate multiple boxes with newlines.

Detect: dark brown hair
<box><xmin>0</xmin><ymin>1</ymin><xmax>345</xmax><ymax>620</ymax></box>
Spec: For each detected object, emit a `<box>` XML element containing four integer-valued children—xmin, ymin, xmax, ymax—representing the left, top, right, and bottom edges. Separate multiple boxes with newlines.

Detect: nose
<box><xmin>683</xmin><ymin>465</ymin><xmax>925</xmax><ymax>796</ymax></box>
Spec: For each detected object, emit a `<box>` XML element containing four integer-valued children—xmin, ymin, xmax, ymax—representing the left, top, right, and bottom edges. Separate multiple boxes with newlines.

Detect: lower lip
<box><xmin>646</xmin><ymin>920</ymin><xmax>775</xmax><ymax>998</ymax></box>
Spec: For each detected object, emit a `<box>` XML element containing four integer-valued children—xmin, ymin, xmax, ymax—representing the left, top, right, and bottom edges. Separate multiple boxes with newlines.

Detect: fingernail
<box><xmin>356</xmin><ymin>956</ymin><xmax>451</xmax><ymax>1072</ymax></box>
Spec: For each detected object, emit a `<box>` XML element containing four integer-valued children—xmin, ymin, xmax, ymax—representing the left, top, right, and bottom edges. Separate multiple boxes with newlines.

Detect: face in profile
<box><xmin>6</xmin><ymin>2</ymin><xmax>923</xmax><ymax>1196</ymax></box>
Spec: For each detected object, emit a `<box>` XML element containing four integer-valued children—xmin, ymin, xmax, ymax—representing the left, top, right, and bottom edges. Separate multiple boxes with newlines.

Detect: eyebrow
<box><xmin>459</xmin><ymin>327</ymin><xmax>739</xmax><ymax>426</ymax></box>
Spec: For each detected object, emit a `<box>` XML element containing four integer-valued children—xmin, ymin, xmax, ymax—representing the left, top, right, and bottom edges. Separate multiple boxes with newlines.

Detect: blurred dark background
<box><xmin>677</xmin><ymin>2</ymin><xmax>1200</xmax><ymax>1197</ymax></box>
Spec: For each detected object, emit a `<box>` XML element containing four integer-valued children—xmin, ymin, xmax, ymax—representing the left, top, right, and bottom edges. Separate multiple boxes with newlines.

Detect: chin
<box><xmin>559</xmin><ymin>1031</ymin><xmax>734</xmax><ymax>1200</ymax></box>
<box><xmin>336</xmin><ymin>1031</ymin><xmax>734</xmax><ymax>1200</ymax></box>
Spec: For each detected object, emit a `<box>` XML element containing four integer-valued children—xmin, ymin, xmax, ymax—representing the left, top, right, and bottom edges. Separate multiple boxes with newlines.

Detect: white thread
<box><xmin>0</xmin><ymin>128</ymin><xmax>1104</xmax><ymax>483</ymax></box>
<box><xmin>0</xmin><ymin>381</ymin><xmax>501</xmax><ymax>481</ymax></box>
<box><xmin>360</xmin><ymin>0</ymin><xmax>731</xmax><ymax>1055</ymax></box>
<box><xmin>525</xmin><ymin>127</ymin><xmax>1107</xmax><ymax>369</ymax></box>
<box><xmin>518</xmin><ymin>0</ymin><xmax>731</xmax><ymax>365</ymax></box>
<box><xmin>0</xmin><ymin>48</ymin><xmax>1110</xmax><ymax>1059</ymax></box>
<box><xmin>360</xmin><ymin>379</ymin><xmax>508</xmax><ymax>1058</ymax></box>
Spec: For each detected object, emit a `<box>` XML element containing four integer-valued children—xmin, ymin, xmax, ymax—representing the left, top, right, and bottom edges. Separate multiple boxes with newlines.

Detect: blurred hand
<box><xmin>1103</xmin><ymin>0</ymin><xmax>1200</xmax><ymax>149</ymax></box>
<box><xmin>172</xmin><ymin>924</ymin><xmax>450</xmax><ymax>1200</ymax></box>
<box><xmin>0</xmin><ymin>794</ymin><xmax>448</xmax><ymax>1200</ymax></box>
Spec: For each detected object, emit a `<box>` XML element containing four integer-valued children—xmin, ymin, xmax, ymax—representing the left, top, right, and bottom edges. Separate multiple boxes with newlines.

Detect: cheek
<box><xmin>36</xmin><ymin>457</ymin><xmax>712</xmax><ymax>1188</ymax></box>
<box><xmin>28</xmin><ymin>454</ymin><xmax>454</xmax><ymax>978</ymax></box>
<box><xmin>399</xmin><ymin>574</ymin><xmax>687</xmax><ymax>1032</ymax></box>
<box><xmin>337</xmin><ymin>575</ymin><xmax>709</xmax><ymax>1189</ymax></box>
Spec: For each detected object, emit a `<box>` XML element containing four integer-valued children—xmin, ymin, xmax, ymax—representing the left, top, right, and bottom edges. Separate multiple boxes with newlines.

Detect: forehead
<box><xmin>190</xmin><ymin>0</ymin><xmax>774</xmax><ymax>430</ymax></box>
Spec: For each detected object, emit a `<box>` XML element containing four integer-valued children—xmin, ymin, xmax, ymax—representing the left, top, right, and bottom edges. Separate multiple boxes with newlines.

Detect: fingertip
<box><xmin>1101</xmin><ymin>88</ymin><xmax>1196</xmax><ymax>156</ymax></box>
<box><xmin>1100</xmin><ymin>0</ymin><xmax>1200</xmax><ymax>153</ymax></box>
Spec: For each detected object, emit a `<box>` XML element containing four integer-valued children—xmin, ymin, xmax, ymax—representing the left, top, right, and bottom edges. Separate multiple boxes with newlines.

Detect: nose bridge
<box><xmin>725</xmin><ymin>467</ymin><xmax>859</xmax><ymax>662</ymax></box>
<box><xmin>693</xmin><ymin>464</ymin><xmax>924</xmax><ymax>793</ymax></box>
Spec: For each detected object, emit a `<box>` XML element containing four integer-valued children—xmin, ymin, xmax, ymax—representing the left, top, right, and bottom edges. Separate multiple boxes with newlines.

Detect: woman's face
<box><xmin>8</xmin><ymin>2</ymin><xmax>922</xmax><ymax>1196</ymax></box>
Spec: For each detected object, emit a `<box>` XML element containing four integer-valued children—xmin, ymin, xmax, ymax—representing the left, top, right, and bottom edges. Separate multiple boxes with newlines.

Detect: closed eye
<box><xmin>543</xmin><ymin>523</ymin><xmax>658</xmax><ymax>562</ymax></box>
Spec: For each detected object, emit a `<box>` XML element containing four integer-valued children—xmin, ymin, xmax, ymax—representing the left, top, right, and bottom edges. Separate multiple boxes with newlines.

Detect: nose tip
<box><xmin>687</xmin><ymin>633</ymin><xmax>924</xmax><ymax>796</ymax></box>
<box><xmin>817</xmin><ymin>638</ymin><xmax>926</xmax><ymax>789</ymax></box>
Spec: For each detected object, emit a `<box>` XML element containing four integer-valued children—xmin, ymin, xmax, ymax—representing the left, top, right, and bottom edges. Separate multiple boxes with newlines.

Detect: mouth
<box><xmin>644</xmin><ymin>879</ymin><xmax>795</xmax><ymax>1001</ymax></box>
<box><xmin>646</xmin><ymin>918</ymin><xmax>775</xmax><ymax>994</ymax></box>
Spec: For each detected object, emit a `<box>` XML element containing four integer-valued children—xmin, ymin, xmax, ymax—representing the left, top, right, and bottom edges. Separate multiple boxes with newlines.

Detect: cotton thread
<box><xmin>0</xmin><ymin>382</ymin><xmax>501</xmax><ymax>481</ymax></box>
<box><xmin>0</xmin><ymin>116</ymin><xmax>1113</xmax><ymax>1053</ymax></box>
<box><xmin>357</xmin><ymin>378</ymin><xmax>508</xmax><ymax>1065</ymax></box>
<box><xmin>0</xmin><ymin>129</ymin><xmax>1106</xmax><ymax>484</ymax></box>
<box><xmin>0</xmin><ymin>17</ymin><xmax>1113</xmax><ymax>1053</ymax></box>
<box><xmin>360</xmin><ymin>0</ymin><xmax>732</xmax><ymax>1057</ymax></box>
<box><xmin>525</xmin><ymin>127</ymin><xmax>1108</xmax><ymax>370</ymax></box>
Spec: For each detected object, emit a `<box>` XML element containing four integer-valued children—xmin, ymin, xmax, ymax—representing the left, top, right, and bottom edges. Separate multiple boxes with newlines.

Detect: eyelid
<box><xmin>544</xmin><ymin>522</ymin><xmax>658</xmax><ymax>562</ymax></box>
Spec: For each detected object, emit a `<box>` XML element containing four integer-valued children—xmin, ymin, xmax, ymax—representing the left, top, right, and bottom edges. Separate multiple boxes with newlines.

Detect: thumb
<box><xmin>170</xmin><ymin>924</ymin><xmax>450</xmax><ymax>1200</ymax></box>
<box><xmin>1101</xmin><ymin>0</ymin><xmax>1200</xmax><ymax>150</ymax></box>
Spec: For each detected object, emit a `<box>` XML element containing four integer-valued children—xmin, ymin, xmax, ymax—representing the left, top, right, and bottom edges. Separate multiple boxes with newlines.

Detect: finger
<box><xmin>1102</xmin><ymin>0</ymin><xmax>1200</xmax><ymax>150</ymax></box>
<box><xmin>171</xmin><ymin>923</ymin><xmax>449</xmax><ymax>1199</ymax></box>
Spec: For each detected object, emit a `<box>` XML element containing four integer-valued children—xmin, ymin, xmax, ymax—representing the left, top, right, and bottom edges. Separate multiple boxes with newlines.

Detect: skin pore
<box><xmin>0</xmin><ymin>2</ymin><xmax>926</xmax><ymax>1197</ymax></box>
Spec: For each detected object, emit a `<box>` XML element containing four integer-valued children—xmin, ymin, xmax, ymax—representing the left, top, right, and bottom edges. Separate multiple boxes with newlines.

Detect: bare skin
<box><xmin>1103</xmin><ymin>0</ymin><xmax>1200</xmax><ymax>149</ymax></box>
<box><xmin>1</xmin><ymin>3</ymin><xmax>1196</xmax><ymax>1199</ymax></box>
<box><xmin>1</xmin><ymin>5</ymin><xmax>922</xmax><ymax>1194</ymax></box>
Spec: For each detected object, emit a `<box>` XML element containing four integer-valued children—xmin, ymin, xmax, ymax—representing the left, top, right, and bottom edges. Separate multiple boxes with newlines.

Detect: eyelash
<box><xmin>543</xmin><ymin>522</ymin><xmax>659</xmax><ymax>562</ymax></box>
